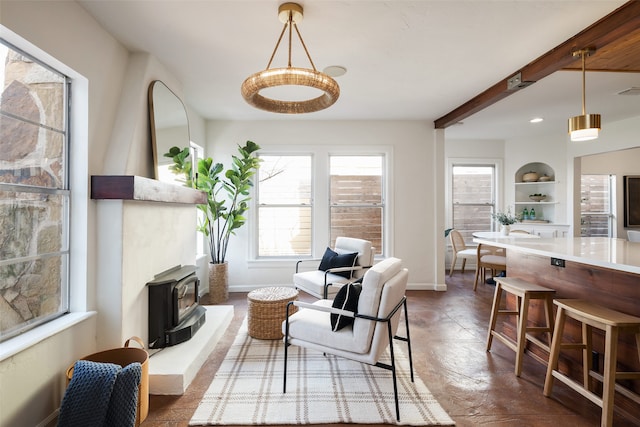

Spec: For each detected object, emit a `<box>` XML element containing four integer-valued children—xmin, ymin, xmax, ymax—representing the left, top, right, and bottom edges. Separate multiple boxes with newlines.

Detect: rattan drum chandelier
<box><xmin>241</xmin><ymin>2</ymin><xmax>340</xmax><ymax>114</ymax></box>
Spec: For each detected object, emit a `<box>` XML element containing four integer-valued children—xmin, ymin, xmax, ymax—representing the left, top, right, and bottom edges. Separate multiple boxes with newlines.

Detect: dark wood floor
<box><xmin>141</xmin><ymin>271</ymin><xmax>638</xmax><ymax>426</ymax></box>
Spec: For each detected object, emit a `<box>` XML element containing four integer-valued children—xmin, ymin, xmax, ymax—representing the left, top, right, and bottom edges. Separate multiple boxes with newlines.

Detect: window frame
<box><xmin>446</xmin><ymin>158</ymin><xmax>503</xmax><ymax>242</ymax></box>
<box><xmin>0</xmin><ymin>39</ymin><xmax>71</xmax><ymax>342</ymax></box>
<box><xmin>580</xmin><ymin>174</ymin><xmax>615</xmax><ymax>237</ymax></box>
<box><xmin>328</xmin><ymin>154</ymin><xmax>385</xmax><ymax>254</ymax></box>
<box><xmin>249</xmin><ymin>145</ymin><xmax>392</xmax><ymax>264</ymax></box>
<box><xmin>0</xmin><ymin>25</ymin><xmax>89</xmax><ymax>359</ymax></box>
<box><xmin>256</xmin><ymin>153</ymin><xmax>314</xmax><ymax>258</ymax></box>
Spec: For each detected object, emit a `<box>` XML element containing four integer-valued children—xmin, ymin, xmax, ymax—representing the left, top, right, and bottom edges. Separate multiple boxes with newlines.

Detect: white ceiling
<box><xmin>78</xmin><ymin>0</ymin><xmax>639</xmax><ymax>140</ymax></box>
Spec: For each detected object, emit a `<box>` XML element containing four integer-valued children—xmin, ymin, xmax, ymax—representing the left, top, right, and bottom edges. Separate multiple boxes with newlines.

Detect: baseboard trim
<box><xmin>229</xmin><ymin>282</ymin><xmax>447</xmax><ymax>293</ymax></box>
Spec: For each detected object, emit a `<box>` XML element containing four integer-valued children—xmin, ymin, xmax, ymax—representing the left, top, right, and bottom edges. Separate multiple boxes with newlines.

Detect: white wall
<box><xmin>444</xmin><ymin>117</ymin><xmax>640</xmax><ymax>243</ymax></box>
<box><xmin>443</xmin><ymin>118</ymin><xmax>640</xmax><ymax>264</ymax></box>
<box><xmin>205</xmin><ymin>120</ymin><xmax>444</xmax><ymax>290</ymax></box>
<box><xmin>5</xmin><ymin>1</ymin><xmax>633</xmax><ymax>425</ymax></box>
<box><xmin>503</xmin><ymin>133</ymin><xmax>569</xmax><ymax>225</ymax></box>
<box><xmin>0</xmin><ymin>4</ymin><xmax>443</xmax><ymax>425</ymax></box>
<box><xmin>1</xmin><ymin>2</ymin><xmax>202</xmax><ymax>425</ymax></box>
<box><xmin>1</xmin><ymin>2</ymin><xmax>128</xmax><ymax>425</ymax></box>
<box><xmin>442</xmin><ymin>139</ymin><xmax>505</xmax><ymax>269</ymax></box>
<box><xmin>96</xmin><ymin>51</ymin><xmax>202</xmax><ymax>349</ymax></box>
<box><xmin>566</xmin><ymin>116</ymin><xmax>640</xmax><ymax>235</ymax></box>
<box><xmin>581</xmin><ymin>147</ymin><xmax>640</xmax><ymax>238</ymax></box>
<box><xmin>445</xmin><ymin>139</ymin><xmax>505</xmax><ymax>160</ymax></box>
<box><xmin>574</xmin><ymin>119</ymin><xmax>640</xmax><ymax>238</ymax></box>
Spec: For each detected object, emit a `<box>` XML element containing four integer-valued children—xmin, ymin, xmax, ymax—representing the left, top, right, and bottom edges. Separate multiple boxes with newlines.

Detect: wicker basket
<box><xmin>66</xmin><ymin>337</ymin><xmax>148</xmax><ymax>426</ymax></box>
<box><xmin>247</xmin><ymin>287</ymin><xmax>299</xmax><ymax>339</ymax></box>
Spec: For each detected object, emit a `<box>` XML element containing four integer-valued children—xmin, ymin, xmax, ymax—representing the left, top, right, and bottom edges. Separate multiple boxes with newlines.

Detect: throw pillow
<box><xmin>329</xmin><ymin>252</ymin><xmax>358</xmax><ymax>278</ymax></box>
<box><xmin>330</xmin><ymin>282</ymin><xmax>362</xmax><ymax>331</ymax></box>
<box><xmin>318</xmin><ymin>247</ymin><xmax>338</xmax><ymax>271</ymax></box>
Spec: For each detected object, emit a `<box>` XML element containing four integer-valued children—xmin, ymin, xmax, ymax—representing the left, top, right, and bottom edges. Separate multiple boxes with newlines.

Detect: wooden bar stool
<box><xmin>543</xmin><ymin>299</ymin><xmax>640</xmax><ymax>427</ymax></box>
<box><xmin>487</xmin><ymin>277</ymin><xmax>555</xmax><ymax>376</ymax></box>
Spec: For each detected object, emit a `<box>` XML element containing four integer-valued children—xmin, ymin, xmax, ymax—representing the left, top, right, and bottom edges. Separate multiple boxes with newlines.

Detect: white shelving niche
<box><xmin>513</xmin><ymin>162</ymin><xmax>568</xmax><ymax>237</ymax></box>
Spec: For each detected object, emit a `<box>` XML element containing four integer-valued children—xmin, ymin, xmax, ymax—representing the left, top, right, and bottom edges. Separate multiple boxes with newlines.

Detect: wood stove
<box><xmin>147</xmin><ymin>265</ymin><xmax>206</xmax><ymax>349</ymax></box>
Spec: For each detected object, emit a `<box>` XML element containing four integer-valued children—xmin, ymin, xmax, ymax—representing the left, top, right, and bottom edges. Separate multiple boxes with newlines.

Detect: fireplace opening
<box><xmin>147</xmin><ymin>265</ymin><xmax>206</xmax><ymax>349</ymax></box>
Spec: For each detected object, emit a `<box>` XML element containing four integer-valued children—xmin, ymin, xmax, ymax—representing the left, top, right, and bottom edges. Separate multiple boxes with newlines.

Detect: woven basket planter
<box><xmin>209</xmin><ymin>262</ymin><xmax>229</xmax><ymax>303</ymax></box>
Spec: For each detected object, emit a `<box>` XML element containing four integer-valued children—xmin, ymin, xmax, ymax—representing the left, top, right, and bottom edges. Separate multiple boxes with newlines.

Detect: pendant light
<box><xmin>241</xmin><ymin>2</ymin><xmax>340</xmax><ymax>114</ymax></box>
<box><xmin>568</xmin><ymin>48</ymin><xmax>601</xmax><ymax>142</ymax></box>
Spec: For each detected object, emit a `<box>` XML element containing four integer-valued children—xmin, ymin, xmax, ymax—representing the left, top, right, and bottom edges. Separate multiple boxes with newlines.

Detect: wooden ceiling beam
<box><xmin>434</xmin><ymin>1</ymin><xmax>640</xmax><ymax>130</ymax></box>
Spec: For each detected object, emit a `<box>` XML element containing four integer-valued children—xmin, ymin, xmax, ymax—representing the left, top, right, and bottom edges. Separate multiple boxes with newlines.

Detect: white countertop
<box><xmin>472</xmin><ymin>236</ymin><xmax>640</xmax><ymax>275</ymax></box>
<box><xmin>473</xmin><ymin>231</ymin><xmax>540</xmax><ymax>239</ymax></box>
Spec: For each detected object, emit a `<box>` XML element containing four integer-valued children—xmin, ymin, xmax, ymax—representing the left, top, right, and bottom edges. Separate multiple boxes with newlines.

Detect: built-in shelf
<box><xmin>514</xmin><ymin>162</ymin><xmax>559</xmax><ymax>225</ymax></box>
<box><xmin>514</xmin><ymin>181</ymin><xmax>558</xmax><ymax>186</ymax></box>
<box><xmin>91</xmin><ymin>175</ymin><xmax>206</xmax><ymax>204</ymax></box>
<box><xmin>515</xmin><ymin>201</ymin><xmax>559</xmax><ymax>205</ymax></box>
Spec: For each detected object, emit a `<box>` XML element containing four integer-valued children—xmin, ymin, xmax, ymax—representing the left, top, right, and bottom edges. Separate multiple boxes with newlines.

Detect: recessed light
<box><xmin>530</xmin><ymin>117</ymin><xmax>544</xmax><ymax>123</ymax></box>
<box><xmin>323</xmin><ymin>66</ymin><xmax>347</xmax><ymax>77</ymax></box>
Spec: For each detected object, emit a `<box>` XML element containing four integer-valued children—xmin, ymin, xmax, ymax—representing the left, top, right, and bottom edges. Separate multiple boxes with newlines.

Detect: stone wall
<box><xmin>0</xmin><ymin>49</ymin><xmax>65</xmax><ymax>336</ymax></box>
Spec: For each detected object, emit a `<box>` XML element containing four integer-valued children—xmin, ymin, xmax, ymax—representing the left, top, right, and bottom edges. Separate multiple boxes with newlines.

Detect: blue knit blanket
<box><xmin>58</xmin><ymin>360</ymin><xmax>141</xmax><ymax>427</ymax></box>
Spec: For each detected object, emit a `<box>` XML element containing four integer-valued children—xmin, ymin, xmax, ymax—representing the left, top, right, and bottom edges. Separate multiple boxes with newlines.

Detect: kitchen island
<box><xmin>472</xmin><ymin>236</ymin><xmax>640</xmax><ymax>421</ymax></box>
<box><xmin>473</xmin><ymin>235</ymin><xmax>640</xmax><ymax>274</ymax></box>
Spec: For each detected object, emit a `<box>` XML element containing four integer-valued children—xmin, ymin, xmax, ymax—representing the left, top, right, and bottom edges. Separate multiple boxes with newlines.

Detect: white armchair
<box><xmin>293</xmin><ymin>237</ymin><xmax>374</xmax><ymax>298</ymax></box>
<box><xmin>283</xmin><ymin>257</ymin><xmax>413</xmax><ymax>421</ymax></box>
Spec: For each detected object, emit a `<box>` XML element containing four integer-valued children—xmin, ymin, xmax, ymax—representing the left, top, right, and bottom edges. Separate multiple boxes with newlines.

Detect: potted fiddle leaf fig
<box><xmin>165</xmin><ymin>140</ymin><xmax>261</xmax><ymax>302</ymax></box>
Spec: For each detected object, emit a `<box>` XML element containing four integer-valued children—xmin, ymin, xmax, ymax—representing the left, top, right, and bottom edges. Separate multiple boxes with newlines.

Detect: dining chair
<box><xmin>448</xmin><ymin>229</ymin><xmax>479</xmax><ymax>277</ymax></box>
<box><xmin>628</xmin><ymin>230</ymin><xmax>640</xmax><ymax>242</ymax></box>
<box><xmin>474</xmin><ymin>243</ymin><xmax>506</xmax><ymax>291</ymax></box>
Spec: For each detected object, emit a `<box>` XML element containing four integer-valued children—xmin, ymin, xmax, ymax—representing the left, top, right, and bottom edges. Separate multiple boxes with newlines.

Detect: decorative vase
<box><xmin>209</xmin><ymin>262</ymin><xmax>229</xmax><ymax>303</ymax></box>
<box><xmin>501</xmin><ymin>225</ymin><xmax>510</xmax><ymax>236</ymax></box>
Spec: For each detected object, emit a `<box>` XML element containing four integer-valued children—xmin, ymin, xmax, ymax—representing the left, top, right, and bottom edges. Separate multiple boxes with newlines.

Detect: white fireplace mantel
<box><xmin>91</xmin><ymin>175</ymin><xmax>206</xmax><ymax>204</ymax></box>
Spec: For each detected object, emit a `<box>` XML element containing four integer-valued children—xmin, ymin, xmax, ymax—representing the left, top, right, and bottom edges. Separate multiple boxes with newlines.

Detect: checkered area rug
<box><xmin>189</xmin><ymin>319</ymin><xmax>455</xmax><ymax>426</ymax></box>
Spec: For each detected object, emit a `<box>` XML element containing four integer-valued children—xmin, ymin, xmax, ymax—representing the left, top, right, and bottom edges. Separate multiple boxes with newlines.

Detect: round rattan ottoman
<box><xmin>247</xmin><ymin>287</ymin><xmax>299</xmax><ymax>339</ymax></box>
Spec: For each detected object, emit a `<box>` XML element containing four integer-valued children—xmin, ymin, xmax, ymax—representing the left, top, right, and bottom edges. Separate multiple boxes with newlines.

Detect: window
<box><xmin>451</xmin><ymin>164</ymin><xmax>496</xmax><ymax>241</ymax></box>
<box><xmin>255</xmin><ymin>150</ymin><xmax>388</xmax><ymax>259</ymax></box>
<box><xmin>581</xmin><ymin>174</ymin><xmax>613</xmax><ymax>237</ymax></box>
<box><xmin>0</xmin><ymin>40</ymin><xmax>70</xmax><ymax>342</ymax></box>
<box><xmin>329</xmin><ymin>155</ymin><xmax>384</xmax><ymax>254</ymax></box>
<box><xmin>257</xmin><ymin>155</ymin><xmax>312</xmax><ymax>256</ymax></box>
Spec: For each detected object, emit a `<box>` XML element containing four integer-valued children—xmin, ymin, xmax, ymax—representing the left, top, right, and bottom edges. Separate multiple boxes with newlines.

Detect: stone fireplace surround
<box><xmin>93</xmin><ymin>175</ymin><xmax>233</xmax><ymax>394</ymax></box>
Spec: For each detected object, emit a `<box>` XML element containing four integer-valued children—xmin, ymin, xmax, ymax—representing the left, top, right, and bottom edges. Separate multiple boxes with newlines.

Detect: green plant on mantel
<box><xmin>164</xmin><ymin>141</ymin><xmax>261</xmax><ymax>264</ymax></box>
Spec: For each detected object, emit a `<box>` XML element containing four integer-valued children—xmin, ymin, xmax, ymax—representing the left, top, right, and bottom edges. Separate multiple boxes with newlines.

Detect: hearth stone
<box><xmin>148</xmin><ymin>305</ymin><xmax>233</xmax><ymax>394</ymax></box>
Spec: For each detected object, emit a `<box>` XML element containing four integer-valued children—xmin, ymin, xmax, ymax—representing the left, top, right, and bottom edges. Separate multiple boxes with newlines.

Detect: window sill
<box><xmin>0</xmin><ymin>311</ymin><xmax>96</xmax><ymax>362</ymax></box>
<box><xmin>247</xmin><ymin>256</ymin><xmax>384</xmax><ymax>269</ymax></box>
<box><xmin>247</xmin><ymin>259</ymin><xmax>300</xmax><ymax>269</ymax></box>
